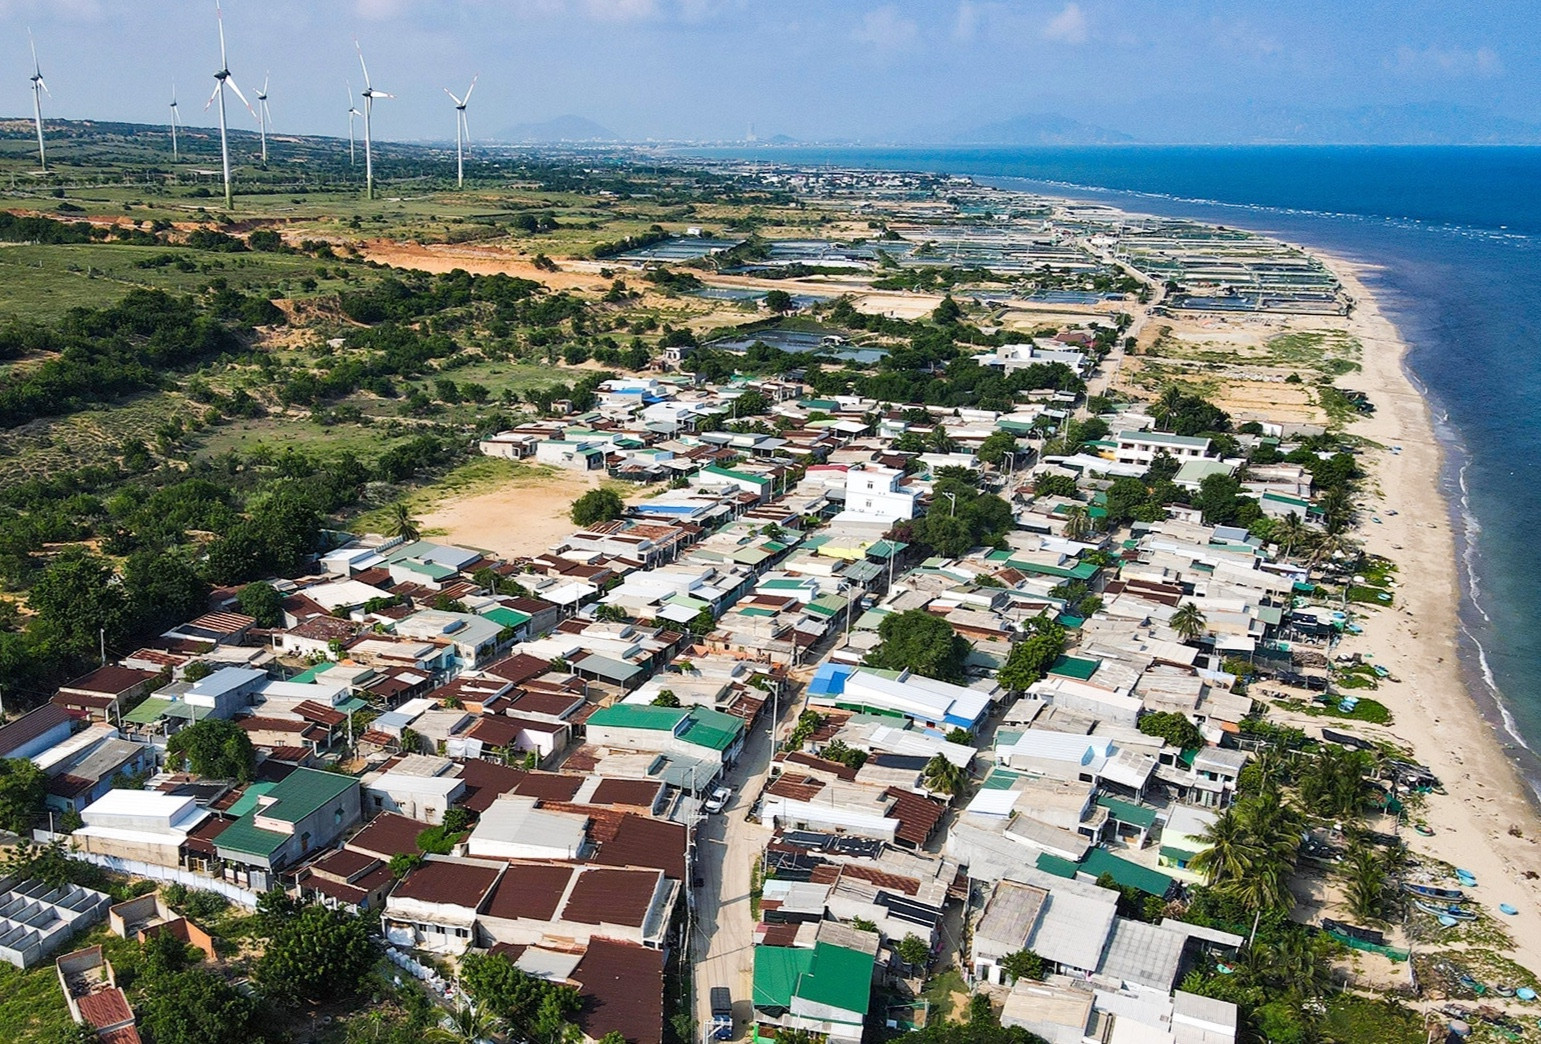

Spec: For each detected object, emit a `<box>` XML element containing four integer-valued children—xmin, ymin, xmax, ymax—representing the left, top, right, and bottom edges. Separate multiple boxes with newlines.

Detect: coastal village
<box><xmin>0</xmin><ymin>162</ymin><xmax>1537</xmax><ymax>1044</ymax></box>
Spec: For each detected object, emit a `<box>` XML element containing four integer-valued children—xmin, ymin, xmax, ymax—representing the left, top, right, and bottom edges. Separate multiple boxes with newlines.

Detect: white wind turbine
<box><xmin>204</xmin><ymin>1</ymin><xmax>258</xmax><ymax>209</ymax></box>
<box><xmin>27</xmin><ymin>30</ymin><xmax>49</xmax><ymax>172</ymax></box>
<box><xmin>346</xmin><ymin>82</ymin><xmax>362</xmax><ymax>167</ymax></box>
<box><xmin>255</xmin><ymin>73</ymin><xmax>272</xmax><ymax>164</ymax></box>
<box><xmin>443</xmin><ymin>75</ymin><xmax>477</xmax><ymax>189</ymax></box>
<box><xmin>355</xmin><ymin>42</ymin><xmax>392</xmax><ymax>200</ymax></box>
<box><xmin>168</xmin><ymin>84</ymin><xmax>182</xmax><ymax>160</ymax></box>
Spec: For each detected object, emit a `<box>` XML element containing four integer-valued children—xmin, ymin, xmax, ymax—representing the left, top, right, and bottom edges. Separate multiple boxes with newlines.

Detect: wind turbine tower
<box><xmin>255</xmin><ymin>73</ymin><xmax>272</xmax><ymax>164</ymax></box>
<box><xmin>169</xmin><ymin>84</ymin><xmax>182</xmax><ymax>160</ymax></box>
<box><xmin>355</xmin><ymin>42</ymin><xmax>392</xmax><ymax>200</ymax></box>
<box><xmin>27</xmin><ymin>30</ymin><xmax>49</xmax><ymax>172</ymax></box>
<box><xmin>346</xmin><ymin>83</ymin><xmax>362</xmax><ymax>166</ymax></box>
<box><xmin>204</xmin><ymin>1</ymin><xmax>257</xmax><ymax>209</ymax></box>
<box><xmin>443</xmin><ymin>75</ymin><xmax>477</xmax><ymax>189</ymax></box>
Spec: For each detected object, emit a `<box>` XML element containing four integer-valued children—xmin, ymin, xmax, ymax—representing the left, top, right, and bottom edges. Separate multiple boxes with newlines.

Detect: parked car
<box><xmin>703</xmin><ymin>785</ymin><xmax>733</xmax><ymax>814</ymax></box>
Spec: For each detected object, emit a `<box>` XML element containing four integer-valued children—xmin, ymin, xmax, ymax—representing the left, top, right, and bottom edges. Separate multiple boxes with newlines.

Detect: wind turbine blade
<box><xmin>262</xmin><ymin>73</ymin><xmax>269</xmax><ymax>95</ymax></box>
<box><xmin>37</xmin><ymin>78</ymin><xmax>50</xmax><ymax>97</ymax></box>
<box><xmin>28</xmin><ymin>29</ymin><xmax>40</xmax><ymax>75</ymax></box>
<box><xmin>374</xmin><ymin>91</ymin><xmax>394</xmax><ymax>100</ymax></box>
<box><xmin>226</xmin><ymin>75</ymin><xmax>258</xmax><ymax>118</ymax></box>
<box><xmin>463</xmin><ymin>75</ymin><xmax>477</xmax><ymax>104</ymax></box>
<box><xmin>216</xmin><ymin>1</ymin><xmax>228</xmax><ymax>69</ymax></box>
<box><xmin>355</xmin><ymin>41</ymin><xmax>372</xmax><ymax>90</ymax></box>
<box><xmin>461</xmin><ymin>111</ymin><xmax>471</xmax><ymax>142</ymax></box>
<box><xmin>443</xmin><ymin>87</ymin><xmax>462</xmax><ymax>105</ymax></box>
<box><xmin>205</xmin><ymin>83</ymin><xmax>223</xmax><ymax>112</ymax></box>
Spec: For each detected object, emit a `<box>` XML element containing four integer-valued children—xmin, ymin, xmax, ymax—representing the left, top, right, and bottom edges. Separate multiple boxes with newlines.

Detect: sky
<box><xmin>3</xmin><ymin>0</ymin><xmax>1539</xmax><ymax>144</ymax></box>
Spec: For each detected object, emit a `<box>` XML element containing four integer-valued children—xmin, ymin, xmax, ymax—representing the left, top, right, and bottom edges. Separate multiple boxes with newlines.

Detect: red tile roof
<box><xmin>588</xmin><ymin>778</ymin><xmax>663</xmax><ymax>809</ymax></box>
<box><xmin>347</xmin><ymin>813</ymin><xmax>429</xmax><ymax>859</ymax></box>
<box><xmin>563</xmin><ymin>868</ymin><xmax>657</xmax><ymax>928</ymax></box>
<box><xmin>591</xmin><ymin>814</ymin><xmax>685</xmax><ymax>882</ymax></box>
<box><xmin>76</xmin><ymin>987</ymin><xmax>133</xmax><ymax>1029</ymax></box>
<box><xmin>57</xmin><ymin>665</ymin><xmax>157</xmax><ymax>698</ymax></box>
<box><xmin>482</xmin><ymin>862</ymin><xmax>574</xmax><ymax>922</ymax></box>
<box><xmin>573</xmin><ymin>938</ymin><xmax>664</xmax><ymax>1044</ymax></box>
<box><xmin>391</xmin><ymin>859</ymin><xmax>501</xmax><ymax>907</ymax></box>
<box><xmin>885</xmin><ymin>787</ymin><xmax>946</xmax><ymax>846</ymax></box>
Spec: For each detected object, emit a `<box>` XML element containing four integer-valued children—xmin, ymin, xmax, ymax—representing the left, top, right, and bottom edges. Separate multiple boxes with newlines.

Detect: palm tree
<box><xmin>1152</xmin><ymin>385</ymin><xmax>1186</xmax><ymax>432</ymax></box>
<box><xmin>388</xmin><ymin>502</ymin><xmax>421</xmax><ymax>542</ymax></box>
<box><xmin>1340</xmin><ymin>846</ymin><xmax>1387</xmax><ymax>922</ymax></box>
<box><xmin>1063</xmin><ymin>504</ymin><xmax>1093</xmax><ymax>542</ymax></box>
<box><xmin>1188</xmin><ymin>808</ymin><xmax>1256</xmax><ymax>886</ymax></box>
<box><xmin>1274</xmin><ymin>513</ymin><xmax>1308</xmax><ymax>560</ymax></box>
<box><xmin>1317</xmin><ymin>488</ymin><xmax>1354</xmax><ymax>534</ymax></box>
<box><xmin>922</xmin><ymin>754</ymin><xmax>965</xmax><ymax>797</ymax></box>
<box><xmin>1170</xmin><ymin>601</ymin><xmax>1208</xmax><ymax>644</ymax></box>
<box><xmin>426</xmin><ymin>1000</ymin><xmax>504</xmax><ymax>1043</ymax></box>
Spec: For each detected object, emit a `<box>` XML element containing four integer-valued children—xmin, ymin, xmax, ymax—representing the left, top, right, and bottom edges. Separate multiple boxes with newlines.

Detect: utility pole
<box><xmin>99</xmin><ymin>627</ymin><xmax>106</xmax><ymax>666</ymax></box>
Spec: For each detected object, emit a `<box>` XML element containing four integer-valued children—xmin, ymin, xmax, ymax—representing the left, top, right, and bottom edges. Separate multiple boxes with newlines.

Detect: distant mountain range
<box><xmin>491</xmin><ymin>115</ymin><xmax>618</xmax><ymax>143</ymax></box>
<box><xmin>1230</xmin><ymin>103</ymin><xmax>1541</xmax><ymax>145</ymax></box>
<box><xmin>942</xmin><ymin>113</ymin><xmax>1135</xmax><ymax>146</ymax></box>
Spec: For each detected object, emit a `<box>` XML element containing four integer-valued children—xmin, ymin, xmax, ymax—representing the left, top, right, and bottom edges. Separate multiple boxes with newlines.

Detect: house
<box><xmin>41</xmin><ymin>733</ymin><xmax>156</xmax><ymax>815</ymax></box>
<box><xmin>385</xmin><ymin>857</ymin><xmax>503</xmax><ymax>955</ymax></box>
<box><xmin>214</xmin><ymin>768</ymin><xmax>361</xmax><ymax>888</ymax></box>
<box><xmin>752</xmin><ymin>933</ymin><xmax>877</xmax><ymax>1044</ymax></box>
<box><xmin>476</xmin><ymin>863</ymin><xmax>677</xmax><ymax>950</ymax></box>
<box><xmin>814</xmin><ymin>668</ymin><xmax>992</xmax><ymax>736</ymax></box>
<box><xmin>72</xmin><ymin>790</ymin><xmax>211</xmax><ymax>870</ymax></box>
<box><xmin>363</xmin><ymin>755</ymin><xmax>466</xmax><ymax>823</ymax></box>
<box><xmin>392</xmin><ymin>610</ymin><xmax>506</xmax><ymax>667</ymax></box>
<box><xmin>464</xmin><ymin>794</ymin><xmax>587</xmax><ymax>861</ymax></box>
<box><xmin>1110</xmin><ymin>431</ymin><xmax>1212</xmax><ymax>468</ymax></box>
<box><xmin>838</xmin><ymin>465</ymin><xmax>917</xmax><ymax>523</ymax></box>
<box><xmin>0</xmin><ymin>704</ymin><xmax>74</xmax><ymax>761</ymax></box>
<box><xmin>52</xmin><ymin>666</ymin><xmax>159</xmax><ymax>723</ymax></box>
<box><xmin>584</xmin><ymin>704</ymin><xmax>746</xmax><ymax>768</ymax></box>
<box><xmin>296</xmin><ymin>848</ymin><xmax>397</xmax><ymax>912</ymax></box>
<box><xmin>535</xmin><ymin>438</ymin><xmax>608</xmax><ymax>471</ymax></box>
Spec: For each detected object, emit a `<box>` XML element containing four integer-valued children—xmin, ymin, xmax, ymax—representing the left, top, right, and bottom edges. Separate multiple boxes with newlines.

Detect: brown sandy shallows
<box><xmin>419</xmin><ymin>469</ymin><xmax>653</xmax><ymax>561</ymax></box>
<box><xmin>1310</xmin><ymin>255</ymin><xmax>1541</xmax><ymax>973</ymax></box>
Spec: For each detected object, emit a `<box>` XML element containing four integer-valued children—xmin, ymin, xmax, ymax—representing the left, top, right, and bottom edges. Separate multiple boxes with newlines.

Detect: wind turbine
<box><xmin>27</xmin><ymin>30</ymin><xmax>49</xmax><ymax>172</ymax></box>
<box><xmin>255</xmin><ymin>73</ymin><xmax>272</xmax><ymax>164</ymax></box>
<box><xmin>355</xmin><ymin>42</ymin><xmax>392</xmax><ymax>200</ymax></box>
<box><xmin>169</xmin><ymin>84</ymin><xmax>181</xmax><ymax>160</ymax></box>
<box><xmin>346</xmin><ymin>82</ymin><xmax>361</xmax><ymax>166</ymax></box>
<box><xmin>204</xmin><ymin>1</ymin><xmax>257</xmax><ymax>209</ymax></box>
<box><xmin>443</xmin><ymin>75</ymin><xmax>477</xmax><ymax>189</ymax></box>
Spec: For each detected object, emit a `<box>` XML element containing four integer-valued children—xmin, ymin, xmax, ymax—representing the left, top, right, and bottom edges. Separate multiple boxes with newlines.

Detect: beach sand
<box><xmin>1321</xmin><ymin>255</ymin><xmax>1541</xmax><ymax>972</ymax></box>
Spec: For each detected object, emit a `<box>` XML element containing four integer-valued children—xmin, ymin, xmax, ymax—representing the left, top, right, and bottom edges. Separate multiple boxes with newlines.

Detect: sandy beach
<box><xmin>1317</xmin><ymin>255</ymin><xmax>1541</xmax><ymax>972</ymax></box>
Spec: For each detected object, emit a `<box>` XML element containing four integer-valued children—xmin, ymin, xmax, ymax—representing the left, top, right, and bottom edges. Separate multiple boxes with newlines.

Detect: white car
<box><xmin>703</xmin><ymin>786</ymin><xmax>733</xmax><ymax>814</ymax></box>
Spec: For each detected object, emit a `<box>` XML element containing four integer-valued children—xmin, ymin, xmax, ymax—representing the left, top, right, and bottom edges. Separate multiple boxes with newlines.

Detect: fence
<box><xmin>32</xmin><ymin>832</ymin><xmax>261</xmax><ymax>908</ymax></box>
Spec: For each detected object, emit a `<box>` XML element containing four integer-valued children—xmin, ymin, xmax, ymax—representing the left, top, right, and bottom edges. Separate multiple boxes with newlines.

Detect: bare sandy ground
<box><xmin>419</xmin><ymin>469</ymin><xmax>655</xmax><ymax>560</ymax></box>
<box><xmin>1321</xmin><ymin>255</ymin><xmax>1541</xmax><ymax>972</ymax></box>
<box><xmin>361</xmin><ymin>241</ymin><xmax>611</xmax><ymax>293</ymax></box>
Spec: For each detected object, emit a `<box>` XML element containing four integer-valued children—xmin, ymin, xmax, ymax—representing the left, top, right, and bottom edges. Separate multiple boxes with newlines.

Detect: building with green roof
<box><xmin>752</xmin><ymin>941</ymin><xmax>874</xmax><ymax>1042</ymax></box>
<box><xmin>585</xmin><ymin>703</ymin><xmax>746</xmax><ymax>765</ymax></box>
<box><xmin>215</xmin><ymin>768</ymin><xmax>361</xmax><ymax>884</ymax></box>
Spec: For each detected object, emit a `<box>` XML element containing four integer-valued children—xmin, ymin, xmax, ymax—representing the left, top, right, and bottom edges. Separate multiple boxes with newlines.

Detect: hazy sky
<box><xmin>4</xmin><ymin>0</ymin><xmax>1538</xmax><ymax>143</ymax></box>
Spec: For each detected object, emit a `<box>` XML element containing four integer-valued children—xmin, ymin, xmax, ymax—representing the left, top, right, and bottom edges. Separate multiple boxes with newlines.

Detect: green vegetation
<box><xmin>570</xmin><ymin>487</ymin><xmax>625</xmax><ymax>526</ymax></box>
<box><xmin>866</xmin><ymin>608</ymin><xmax>970</xmax><ymax>683</ymax></box>
<box><xmin>165</xmin><ymin>718</ymin><xmax>257</xmax><ymax>782</ymax></box>
<box><xmin>1137</xmin><ymin>711</ymin><xmax>1204</xmax><ymax>750</ymax></box>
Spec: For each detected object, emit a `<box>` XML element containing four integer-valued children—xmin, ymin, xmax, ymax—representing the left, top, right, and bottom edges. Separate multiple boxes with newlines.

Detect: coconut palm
<box><xmin>1063</xmin><ymin>504</ymin><xmax>1093</xmax><ymax>542</ymax></box>
<box><xmin>1152</xmin><ymin>385</ymin><xmax>1186</xmax><ymax>432</ymax></box>
<box><xmin>1317</xmin><ymin>488</ymin><xmax>1355</xmax><ymax>534</ymax></box>
<box><xmin>1188</xmin><ymin>808</ymin><xmax>1256</xmax><ymax>887</ymax></box>
<box><xmin>1170</xmin><ymin>601</ymin><xmax>1208</xmax><ymax>644</ymax></box>
<box><xmin>1274</xmin><ymin>513</ymin><xmax>1309</xmax><ymax>560</ymax></box>
<box><xmin>922</xmin><ymin>753</ymin><xmax>965</xmax><ymax>797</ymax></box>
<box><xmin>1340</xmin><ymin>846</ymin><xmax>1388</xmax><ymax>922</ymax></box>
<box><xmin>426</xmin><ymin>999</ymin><xmax>504</xmax><ymax>1043</ymax></box>
<box><xmin>388</xmin><ymin>502</ymin><xmax>421</xmax><ymax>542</ymax></box>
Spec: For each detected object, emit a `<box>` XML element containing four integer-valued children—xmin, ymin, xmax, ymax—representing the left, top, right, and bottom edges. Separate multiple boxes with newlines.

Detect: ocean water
<box><xmin>691</xmin><ymin>144</ymin><xmax>1541</xmax><ymax>790</ymax></box>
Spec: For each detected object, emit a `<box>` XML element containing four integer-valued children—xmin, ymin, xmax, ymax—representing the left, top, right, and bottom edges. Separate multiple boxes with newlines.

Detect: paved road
<box><xmin>689</xmin><ymin>695</ymin><xmax>784</xmax><ymax>1040</ymax></box>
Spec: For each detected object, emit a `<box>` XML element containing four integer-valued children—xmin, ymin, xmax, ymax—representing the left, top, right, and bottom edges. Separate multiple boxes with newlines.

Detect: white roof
<box><xmin>1001</xmin><ymin>730</ymin><xmax>1115</xmax><ymax>765</ymax></box>
<box><xmin>840</xmin><ymin>669</ymin><xmax>991</xmax><ymax>725</ymax></box>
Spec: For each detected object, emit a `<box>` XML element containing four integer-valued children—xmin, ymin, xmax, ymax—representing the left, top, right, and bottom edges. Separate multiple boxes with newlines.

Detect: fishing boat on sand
<box><xmin>1406</xmin><ymin>882</ymin><xmax>1466</xmax><ymax>901</ymax></box>
<box><xmin>1416</xmin><ymin>900</ymin><xmax>1478</xmax><ymax>921</ymax></box>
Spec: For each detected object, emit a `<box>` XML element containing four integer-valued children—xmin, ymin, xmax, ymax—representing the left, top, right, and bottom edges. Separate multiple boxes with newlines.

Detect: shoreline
<box><xmin>1312</xmin><ymin>251</ymin><xmax>1541</xmax><ymax>966</ymax></box>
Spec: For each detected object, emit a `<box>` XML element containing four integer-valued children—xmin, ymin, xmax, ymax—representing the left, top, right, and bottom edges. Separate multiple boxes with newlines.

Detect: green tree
<box><xmin>237</xmin><ymin>581</ymin><xmax>285</xmax><ymax>627</ymax></box>
<box><xmin>388</xmin><ymin>502</ymin><xmax>421</xmax><ymax>543</ymax></box>
<box><xmin>255</xmin><ymin>902</ymin><xmax>377</xmax><ymax>1005</ymax></box>
<box><xmin>933</xmin><ymin>295</ymin><xmax>962</xmax><ymax>324</ymax></box>
<box><xmin>894</xmin><ymin>932</ymin><xmax>931</xmax><ymax>969</ymax></box>
<box><xmin>866</xmin><ymin>608</ymin><xmax>969</xmax><ymax>682</ymax></box>
<box><xmin>28</xmin><ymin>549</ymin><xmax>129</xmax><ymax>660</ymax></box>
<box><xmin>1340</xmin><ymin>846</ymin><xmax>1387</xmax><ymax>922</ymax></box>
<box><xmin>999</xmin><ymin>948</ymin><xmax>1048</xmax><ymax>982</ymax></box>
<box><xmin>460</xmin><ymin>952</ymin><xmax>582</xmax><ymax>1042</ymax></box>
<box><xmin>124</xmin><ymin>551</ymin><xmax>210</xmax><ymax>635</ymax></box>
<box><xmin>763</xmin><ymin>289</ymin><xmax>793</xmax><ymax>313</ymax></box>
<box><xmin>1137</xmin><ymin>711</ymin><xmax>1203</xmax><ymax>750</ymax></box>
<box><xmin>0</xmin><ymin>758</ymin><xmax>46</xmax><ymax>834</ymax></box>
<box><xmin>651</xmin><ymin>690</ymin><xmax>681</xmax><ymax>708</ymax></box>
<box><xmin>996</xmin><ymin>616</ymin><xmax>1065</xmax><ymax>694</ymax></box>
<box><xmin>976</xmin><ymin>430</ymin><xmax>1019</xmax><ymax>468</ymax></box>
<box><xmin>165</xmin><ymin>718</ymin><xmax>257</xmax><ymax>781</ymax></box>
<box><xmin>569</xmin><ymin>487</ymin><xmax>625</xmax><ymax>526</ymax></box>
<box><xmin>1170</xmin><ymin>601</ymin><xmax>1208</xmax><ymax>643</ymax></box>
<box><xmin>1062</xmin><ymin>504</ymin><xmax>1093</xmax><ymax>541</ymax></box>
<box><xmin>138</xmin><ymin>966</ymin><xmax>266</xmax><ymax>1044</ymax></box>
<box><xmin>1034</xmin><ymin>473</ymin><xmax>1078</xmax><ymax>498</ymax></box>
<box><xmin>922</xmin><ymin>754</ymin><xmax>965</xmax><ymax>797</ymax></box>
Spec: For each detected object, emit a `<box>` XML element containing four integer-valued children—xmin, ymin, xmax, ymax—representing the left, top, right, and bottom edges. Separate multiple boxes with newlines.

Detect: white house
<box><xmin>839</xmin><ymin>465</ymin><xmax>917</xmax><ymax>524</ymax></box>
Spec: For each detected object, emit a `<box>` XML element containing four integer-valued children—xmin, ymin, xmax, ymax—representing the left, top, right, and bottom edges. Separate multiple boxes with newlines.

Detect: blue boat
<box><xmin>1500</xmin><ymin>903</ymin><xmax>1519</xmax><ymax>916</ymax></box>
<box><xmin>1406</xmin><ymin>882</ymin><xmax>1466</xmax><ymax>901</ymax></box>
<box><xmin>1456</xmin><ymin>868</ymin><xmax>1478</xmax><ymax>887</ymax></box>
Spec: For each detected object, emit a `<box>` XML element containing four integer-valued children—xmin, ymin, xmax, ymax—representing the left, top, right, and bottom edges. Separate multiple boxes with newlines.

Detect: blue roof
<box><xmin>808</xmin><ymin>662</ymin><xmax>856</xmax><ymax>698</ymax></box>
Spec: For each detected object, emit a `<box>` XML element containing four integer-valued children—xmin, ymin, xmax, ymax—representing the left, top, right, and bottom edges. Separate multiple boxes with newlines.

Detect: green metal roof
<box><xmin>480</xmin><ymin>607</ymin><xmax>532</xmax><ymax>629</ymax></box>
<box><xmin>794</xmin><ymin>943</ymin><xmax>874</xmax><ymax>1019</ymax></box>
<box><xmin>1096</xmin><ymin>795</ymin><xmax>1159</xmax><ymax>829</ymax></box>
<box><xmin>399</xmin><ymin>560</ymin><xmax>457</xmax><ymax>581</ymax></box>
<box><xmin>806</xmin><ymin>594</ymin><xmax>849</xmax><ymax>618</ymax></box>
<box><xmin>1079</xmin><ymin>848</ymin><xmax>1177</xmax><ymax>897</ymax></box>
<box><xmin>224</xmin><ymin>782</ymin><xmax>278</xmax><ymax>818</ymax></box>
<box><xmin>1048</xmin><ymin>655</ymin><xmax>1100</xmax><ymax>681</ymax></box>
<box><xmin>980</xmin><ymin>767</ymin><xmax>1022</xmax><ymax>791</ymax></box>
<box><xmin>678</xmin><ymin>706</ymin><xmax>744</xmax><ymax>752</ymax></box>
<box><xmin>703</xmin><ymin>465</ymin><xmax>770</xmax><ymax>486</ymax></box>
<box><xmin>212</xmin><ymin>817</ymin><xmax>289</xmax><ymax>859</ymax></box>
<box><xmin>123</xmin><ymin>697</ymin><xmax>173</xmax><ymax>725</ymax></box>
<box><xmin>588</xmin><ymin>704</ymin><xmax>685</xmax><ymax>733</ymax></box>
<box><xmin>754</xmin><ymin>946</ymin><xmax>812</xmax><ymax>1010</ymax></box>
<box><xmin>865</xmin><ymin>539</ymin><xmax>907</xmax><ymax>560</ymax></box>
<box><xmin>217</xmin><ymin>769</ymin><xmax>358</xmax><ymax>860</ymax></box>
<box><xmin>1035</xmin><ymin>852</ymin><xmax>1080</xmax><ymax>879</ymax></box>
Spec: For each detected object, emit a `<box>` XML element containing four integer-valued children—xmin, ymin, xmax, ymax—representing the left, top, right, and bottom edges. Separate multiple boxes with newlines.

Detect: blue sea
<box><xmin>694</xmin><ymin>144</ymin><xmax>1541</xmax><ymax>792</ymax></box>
